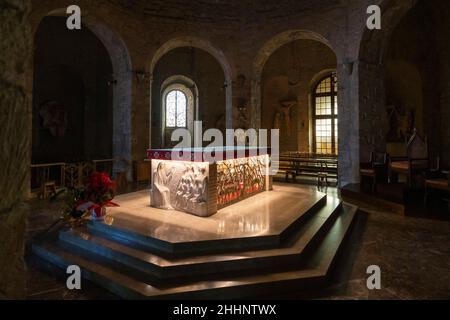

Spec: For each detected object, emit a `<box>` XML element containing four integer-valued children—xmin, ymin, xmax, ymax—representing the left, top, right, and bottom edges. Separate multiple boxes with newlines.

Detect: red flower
<box><xmin>85</xmin><ymin>172</ymin><xmax>117</xmax><ymax>204</ymax></box>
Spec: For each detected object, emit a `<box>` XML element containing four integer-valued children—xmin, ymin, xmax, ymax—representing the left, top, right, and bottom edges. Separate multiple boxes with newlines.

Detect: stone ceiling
<box><xmin>110</xmin><ymin>0</ymin><xmax>343</xmax><ymax>25</ymax></box>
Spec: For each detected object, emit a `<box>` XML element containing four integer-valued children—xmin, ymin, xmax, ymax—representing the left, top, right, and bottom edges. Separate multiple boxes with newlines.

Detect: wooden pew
<box><xmin>276</xmin><ymin>153</ymin><xmax>338</xmax><ymax>184</ymax></box>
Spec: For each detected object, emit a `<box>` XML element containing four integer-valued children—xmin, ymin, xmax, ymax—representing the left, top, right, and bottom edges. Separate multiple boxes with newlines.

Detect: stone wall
<box><xmin>0</xmin><ymin>0</ymin><xmax>31</xmax><ymax>299</ymax></box>
<box><xmin>27</xmin><ymin>0</ymin><xmax>375</xmax><ymax>186</ymax></box>
<box><xmin>24</xmin><ymin>0</ymin><xmax>450</xmax><ymax>187</ymax></box>
<box><xmin>2</xmin><ymin>0</ymin><xmax>450</xmax><ymax>299</ymax></box>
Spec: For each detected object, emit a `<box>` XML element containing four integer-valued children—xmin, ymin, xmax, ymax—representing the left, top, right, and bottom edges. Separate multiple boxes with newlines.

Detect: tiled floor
<box><xmin>25</xmin><ymin>183</ymin><xmax>450</xmax><ymax>300</ymax></box>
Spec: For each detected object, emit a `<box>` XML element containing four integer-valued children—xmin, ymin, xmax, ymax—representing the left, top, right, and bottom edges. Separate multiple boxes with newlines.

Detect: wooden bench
<box><xmin>275</xmin><ymin>153</ymin><xmax>338</xmax><ymax>184</ymax></box>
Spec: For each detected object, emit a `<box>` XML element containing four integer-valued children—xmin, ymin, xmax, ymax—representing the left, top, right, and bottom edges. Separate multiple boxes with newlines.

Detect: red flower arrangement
<box><xmin>52</xmin><ymin>172</ymin><xmax>119</xmax><ymax>221</ymax></box>
<box><xmin>80</xmin><ymin>172</ymin><xmax>119</xmax><ymax>219</ymax></box>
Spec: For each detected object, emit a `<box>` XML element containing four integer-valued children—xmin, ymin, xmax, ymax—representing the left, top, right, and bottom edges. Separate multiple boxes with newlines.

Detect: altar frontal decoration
<box><xmin>148</xmin><ymin>147</ymin><xmax>273</xmax><ymax>217</ymax></box>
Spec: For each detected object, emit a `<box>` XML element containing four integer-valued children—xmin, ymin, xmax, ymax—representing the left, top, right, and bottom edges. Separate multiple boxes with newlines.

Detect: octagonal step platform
<box><xmin>32</xmin><ymin>184</ymin><xmax>358</xmax><ymax>299</ymax></box>
<box><xmin>87</xmin><ymin>186</ymin><xmax>327</xmax><ymax>255</ymax></box>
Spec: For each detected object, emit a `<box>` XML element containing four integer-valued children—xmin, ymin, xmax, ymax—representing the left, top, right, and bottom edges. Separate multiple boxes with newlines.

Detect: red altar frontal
<box><xmin>147</xmin><ymin>147</ymin><xmax>273</xmax><ymax>217</ymax></box>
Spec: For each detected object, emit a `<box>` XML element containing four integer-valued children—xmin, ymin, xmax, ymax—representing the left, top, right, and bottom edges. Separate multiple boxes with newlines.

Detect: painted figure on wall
<box><xmin>386</xmin><ymin>104</ymin><xmax>416</xmax><ymax>142</ymax></box>
<box><xmin>280</xmin><ymin>100</ymin><xmax>297</xmax><ymax>137</ymax></box>
<box><xmin>39</xmin><ymin>100</ymin><xmax>68</xmax><ymax>138</ymax></box>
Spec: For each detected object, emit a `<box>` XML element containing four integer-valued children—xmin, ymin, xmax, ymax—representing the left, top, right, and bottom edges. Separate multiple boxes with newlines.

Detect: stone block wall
<box><xmin>0</xmin><ymin>0</ymin><xmax>31</xmax><ymax>299</ymax></box>
<box><xmin>24</xmin><ymin>0</ymin><xmax>450</xmax><ymax>187</ymax></box>
<box><xmin>27</xmin><ymin>0</ymin><xmax>372</xmax><ymax>186</ymax></box>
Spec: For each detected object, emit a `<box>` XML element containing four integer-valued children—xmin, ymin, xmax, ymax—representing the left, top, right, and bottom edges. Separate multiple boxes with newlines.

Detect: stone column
<box><xmin>0</xmin><ymin>0</ymin><xmax>31</xmax><ymax>299</ymax></box>
<box><xmin>337</xmin><ymin>60</ymin><xmax>361</xmax><ymax>187</ymax></box>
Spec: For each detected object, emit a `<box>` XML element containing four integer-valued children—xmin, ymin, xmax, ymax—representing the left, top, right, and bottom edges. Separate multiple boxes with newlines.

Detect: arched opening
<box><xmin>252</xmin><ymin>30</ymin><xmax>334</xmax><ymax>130</ymax></box>
<box><xmin>257</xmin><ymin>35</ymin><xmax>337</xmax><ymax>155</ymax></box>
<box><xmin>151</xmin><ymin>47</ymin><xmax>225</xmax><ymax>148</ymax></box>
<box><xmin>32</xmin><ymin>17</ymin><xmax>113</xmax><ymax>164</ymax></box>
<box><xmin>149</xmin><ymin>37</ymin><xmax>234</xmax><ymax>142</ymax></box>
<box><xmin>31</xmin><ymin>12</ymin><xmax>132</xmax><ymax>194</ymax></box>
<box><xmin>359</xmin><ymin>0</ymin><xmax>449</xmax><ymax>166</ymax></box>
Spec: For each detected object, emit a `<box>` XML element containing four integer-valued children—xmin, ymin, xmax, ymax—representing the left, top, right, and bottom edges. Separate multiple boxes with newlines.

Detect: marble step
<box><xmin>31</xmin><ymin>203</ymin><xmax>357</xmax><ymax>299</ymax></box>
<box><xmin>58</xmin><ymin>199</ymin><xmax>342</xmax><ymax>280</ymax></box>
<box><xmin>86</xmin><ymin>192</ymin><xmax>327</xmax><ymax>256</ymax></box>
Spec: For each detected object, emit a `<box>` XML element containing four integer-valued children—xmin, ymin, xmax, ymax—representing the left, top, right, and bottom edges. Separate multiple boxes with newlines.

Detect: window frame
<box><xmin>312</xmin><ymin>74</ymin><xmax>338</xmax><ymax>155</ymax></box>
<box><xmin>164</xmin><ymin>89</ymin><xmax>188</xmax><ymax>129</ymax></box>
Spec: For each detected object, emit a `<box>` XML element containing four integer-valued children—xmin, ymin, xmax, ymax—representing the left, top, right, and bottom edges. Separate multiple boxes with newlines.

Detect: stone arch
<box><xmin>149</xmin><ymin>36</ymin><xmax>235</xmax><ymax>130</ymax></box>
<box><xmin>357</xmin><ymin>0</ymin><xmax>418</xmax><ymax>160</ymax></box>
<box><xmin>40</xmin><ymin>9</ymin><xmax>133</xmax><ymax>178</ymax></box>
<box><xmin>251</xmin><ymin>30</ymin><xmax>335</xmax><ymax>129</ymax></box>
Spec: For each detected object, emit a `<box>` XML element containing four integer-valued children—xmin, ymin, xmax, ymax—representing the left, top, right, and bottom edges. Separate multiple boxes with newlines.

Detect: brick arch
<box><xmin>149</xmin><ymin>36</ymin><xmax>235</xmax><ymax>129</ymax></box>
<box><xmin>36</xmin><ymin>9</ymin><xmax>133</xmax><ymax>178</ymax></box>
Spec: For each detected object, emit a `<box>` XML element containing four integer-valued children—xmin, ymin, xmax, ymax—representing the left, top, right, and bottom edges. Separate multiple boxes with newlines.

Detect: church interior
<box><xmin>1</xmin><ymin>0</ymin><xmax>450</xmax><ymax>300</ymax></box>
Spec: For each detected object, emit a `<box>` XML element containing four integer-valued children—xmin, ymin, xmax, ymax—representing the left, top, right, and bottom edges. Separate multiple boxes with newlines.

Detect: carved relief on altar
<box><xmin>152</xmin><ymin>161</ymin><xmax>174</xmax><ymax>210</ymax></box>
<box><xmin>216</xmin><ymin>156</ymin><xmax>268</xmax><ymax>208</ymax></box>
<box><xmin>151</xmin><ymin>160</ymin><xmax>212</xmax><ymax>217</ymax></box>
<box><xmin>174</xmin><ymin>164</ymin><xmax>209</xmax><ymax>214</ymax></box>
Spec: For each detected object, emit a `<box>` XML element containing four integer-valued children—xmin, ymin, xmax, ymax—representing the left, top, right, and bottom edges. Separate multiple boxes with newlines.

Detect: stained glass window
<box><xmin>313</xmin><ymin>74</ymin><xmax>338</xmax><ymax>155</ymax></box>
<box><xmin>166</xmin><ymin>90</ymin><xmax>187</xmax><ymax>128</ymax></box>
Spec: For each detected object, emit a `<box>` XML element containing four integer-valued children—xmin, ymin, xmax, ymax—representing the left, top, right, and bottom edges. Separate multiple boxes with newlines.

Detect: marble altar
<box><xmin>147</xmin><ymin>147</ymin><xmax>273</xmax><ymax>217</ymax></box>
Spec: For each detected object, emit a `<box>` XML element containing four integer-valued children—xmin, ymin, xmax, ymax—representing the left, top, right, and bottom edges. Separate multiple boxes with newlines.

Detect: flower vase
<box><xmin>91</xmin><ymin>206</ymin><xmax>107</xmax><ymax>221</ymax></box>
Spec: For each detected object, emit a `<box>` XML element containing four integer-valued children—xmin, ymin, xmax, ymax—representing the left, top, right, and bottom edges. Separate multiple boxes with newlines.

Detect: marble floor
<box><xmin>25</xmin><ymin>183</ymin><xmax>450</xmax><ymax>300</ymax></box>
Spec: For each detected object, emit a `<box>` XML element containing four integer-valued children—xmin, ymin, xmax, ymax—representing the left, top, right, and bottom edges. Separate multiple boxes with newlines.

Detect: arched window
<box><xmin>165</xmin><ymin>90</ymin><xmax>187</xmax><ymax>128</ymax></box>
<box><xmin>313</xmin><ymin>74</ymin><xmax>338</xmax><ymax>155</ymax></box>
<box><xmin>160</xmin><ymin>76</ymin><xmax>197</xmax><ymax>148</ymax></box>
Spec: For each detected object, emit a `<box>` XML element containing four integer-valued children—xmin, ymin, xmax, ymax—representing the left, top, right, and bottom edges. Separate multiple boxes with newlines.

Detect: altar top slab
<box><xmin>92</xmin><ymin>184</ymin><xmax>327</xmax><ymax>255</ymax></box>
<box><xmin>146</xmin><ymin>146</ymin><xmax>271</xmax><ymax>161</ymax></box>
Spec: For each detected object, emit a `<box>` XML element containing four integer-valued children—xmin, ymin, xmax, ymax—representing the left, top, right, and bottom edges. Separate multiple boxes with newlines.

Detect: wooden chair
<box><xmin>360</xmin><ymin>152</ymin><xmax>388</xmax><ymax>193</ymax></box>
<box><xmin>389</xmin><ymin>129</ymin><xmax>429</xmax><ymax>187</ymax></box>
<box><xmin>40</xmin><ymin>181</ymin><xmax>57</xmax><ymax>199</ymax></box>
<box><xmin>38</xmin><ymin>167</ymin><xmax>57</xmax><ymax>199</ymax></box>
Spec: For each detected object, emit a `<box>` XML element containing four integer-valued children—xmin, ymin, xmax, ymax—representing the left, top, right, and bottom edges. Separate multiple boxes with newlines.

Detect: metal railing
<box><xmin>30</xmin><ymin>159</ymin><xmax>115</xmax><ymax>198</ymax></box>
